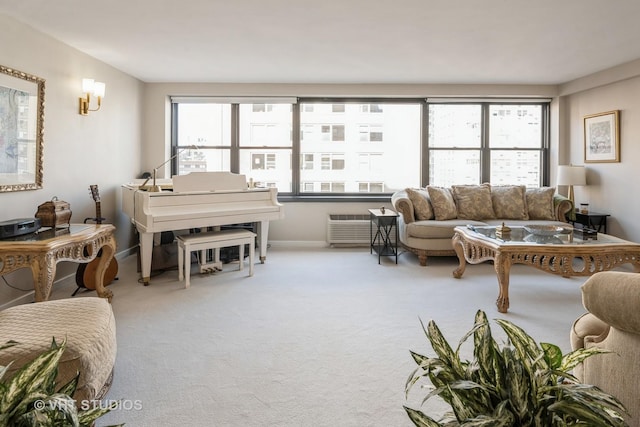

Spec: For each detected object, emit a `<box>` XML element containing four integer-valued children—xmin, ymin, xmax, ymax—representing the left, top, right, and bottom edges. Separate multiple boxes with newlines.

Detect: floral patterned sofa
<box><xmin>390</xmin><ymin>184</ymin><xmax>573</xmax><ymax>266</ymax></box>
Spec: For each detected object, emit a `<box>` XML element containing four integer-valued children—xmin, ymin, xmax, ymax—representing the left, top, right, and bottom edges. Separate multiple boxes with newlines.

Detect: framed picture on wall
<box><xmin>584</xmin><ymin>110</ymin><xmax>620</xmax><ymax>163</ymax></box>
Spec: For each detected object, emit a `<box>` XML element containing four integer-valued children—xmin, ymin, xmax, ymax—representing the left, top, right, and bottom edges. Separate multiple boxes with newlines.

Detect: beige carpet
<box><xmin>48</xmin><ymin>246</ymin><xmax>596</xmax><ymax>426</ymax></box>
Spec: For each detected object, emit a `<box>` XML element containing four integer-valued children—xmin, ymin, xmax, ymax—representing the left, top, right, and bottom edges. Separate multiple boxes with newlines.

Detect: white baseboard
<box><xmin>268</xmin><ymin>240</ymin><xmax>329</xmax><ymax>248</ymax></box>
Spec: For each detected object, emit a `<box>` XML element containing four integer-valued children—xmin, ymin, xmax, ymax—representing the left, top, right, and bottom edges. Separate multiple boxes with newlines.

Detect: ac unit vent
<box><xmin>327</xmin><ymin>214</ymin><xmax>371</xmax><ymax>246</ymax></box>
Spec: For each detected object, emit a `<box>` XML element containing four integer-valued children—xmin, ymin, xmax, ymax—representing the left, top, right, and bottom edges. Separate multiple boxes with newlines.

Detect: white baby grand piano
<box><xmin>122</xmin><ymin>172</ymin><xmax>284</xmax><ymax>285</ymax></box>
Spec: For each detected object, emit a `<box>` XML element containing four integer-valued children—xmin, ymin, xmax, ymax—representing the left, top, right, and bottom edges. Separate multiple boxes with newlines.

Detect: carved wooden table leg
<box><xmin>494</xmin><ymin>253</ymin><xmax>511</xmax><ymax>313</ymax></box>
<box><xmin>92</xmin><ymin>234</ymin><xmax>115</xmax><ymax>302</ymax></box>
<box><xmin>452</xmin><ymin>233</ymin><xmax>466</xmax><ymax>279</ymax></box>
<box><xmin>31</xmin><ymin>252</ymin><xmax>56</xmax><ymax>302</ymax></box>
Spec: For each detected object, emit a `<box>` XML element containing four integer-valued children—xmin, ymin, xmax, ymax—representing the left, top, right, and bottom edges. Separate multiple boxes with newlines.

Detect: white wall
<box><xmin>0</xmin><ymin>15</ymin><xmax>143</xmax><ymax>305</ymax></box>
<box><xmin>559</xmin><ymin>62</ymin><xmax>640</xmax><ymax>242</ymax></box>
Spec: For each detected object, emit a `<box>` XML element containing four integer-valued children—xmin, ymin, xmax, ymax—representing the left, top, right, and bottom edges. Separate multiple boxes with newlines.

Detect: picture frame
<box><xmin>584</xmin><ymin>110</ymin><xmax>620</xmax><ymax>163</ymax></box>
<box><xmin>0</xmin><ymin>65</ymin><xmax>45</xmax><ymax>192</ymax></box>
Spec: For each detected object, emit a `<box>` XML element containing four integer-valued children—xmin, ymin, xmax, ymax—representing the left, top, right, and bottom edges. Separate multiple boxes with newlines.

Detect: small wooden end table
<box><xmin>0</xmin><ymin>224</ymin><xmax>116</xmax><ymax>302</ymax></box>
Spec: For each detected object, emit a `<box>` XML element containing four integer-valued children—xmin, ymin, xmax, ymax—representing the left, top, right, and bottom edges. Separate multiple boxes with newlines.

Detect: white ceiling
<box><xmin>2</xmin><ymin>0</ymin><xmax>640</xmax><ymax>85</ymax></box>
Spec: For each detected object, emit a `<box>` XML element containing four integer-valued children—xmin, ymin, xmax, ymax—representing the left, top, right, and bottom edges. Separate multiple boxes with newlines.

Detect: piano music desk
<box><xmin>176</xmin><ymin>229</ymin><xmax>256</xmax><ymax>288</ymax></box>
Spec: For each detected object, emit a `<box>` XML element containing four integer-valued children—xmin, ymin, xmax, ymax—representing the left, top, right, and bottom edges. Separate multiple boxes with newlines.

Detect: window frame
<box><xmin>171</xmin><ymin>97</ymin><xmax>550</xmax><ymax>202</ymax></box>
<box><xmin>425</xmin><ymin>100</ymin><xmax>550</xmax><ymax>187</ymax></box>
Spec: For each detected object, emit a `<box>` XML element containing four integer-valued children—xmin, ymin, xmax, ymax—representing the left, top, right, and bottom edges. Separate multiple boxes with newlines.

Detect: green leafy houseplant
<box><xmin>405</xmin><ymin>310</ymin><xmax>629</xmax><ymax>427</ymax></box>
<box><xmin>0</xmin><ymin>339</ymin><xmax>123</xmax><ymax>427</ymax></box>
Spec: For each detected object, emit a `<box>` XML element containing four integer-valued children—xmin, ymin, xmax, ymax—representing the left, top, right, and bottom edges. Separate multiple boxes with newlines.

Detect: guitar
<box><xmin>75</xmin><ymin>185</ymin><xmax>118</xmax><ymax>291</ymax></box>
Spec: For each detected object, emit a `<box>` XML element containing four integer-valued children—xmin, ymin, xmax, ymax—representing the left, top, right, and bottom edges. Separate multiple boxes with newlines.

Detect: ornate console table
<box><xmin>0</xmin><ymin>224</ymin><xmax>116</xmax><ymax>302</ymax></box>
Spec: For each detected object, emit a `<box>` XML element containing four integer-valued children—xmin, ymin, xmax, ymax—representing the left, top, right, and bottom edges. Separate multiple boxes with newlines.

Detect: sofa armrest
<box><xmin>581</xmin><ymin>271</ymin><xmax>640</xmax><ymax>334</ymax></box>
<box><xmin>391</xmin><ymin>190</ymin><xmax>415</xmax><ymax>224</ymax></box>
<box><xmin>553</xmin><ymin>194</ymin><xmax>574</xmax><ymax>222</ymax></box>
<box><xmin>571</xmin><ymin>312</ymin><xmax>611</xmax><ymax>350</ymax></box>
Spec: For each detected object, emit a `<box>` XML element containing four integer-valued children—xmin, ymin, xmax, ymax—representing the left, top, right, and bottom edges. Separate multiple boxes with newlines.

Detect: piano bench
<box><xmin>176</xmin><ymin>229</ymin><xmax>256</xmax><ymax>288</ymax></box>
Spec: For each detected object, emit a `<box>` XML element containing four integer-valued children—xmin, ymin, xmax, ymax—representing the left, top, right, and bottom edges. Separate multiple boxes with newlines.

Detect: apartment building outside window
<box><xmin>171</xmin><ymin>97</ymin><xmax>548</xmax><ymax>199</ymax></box>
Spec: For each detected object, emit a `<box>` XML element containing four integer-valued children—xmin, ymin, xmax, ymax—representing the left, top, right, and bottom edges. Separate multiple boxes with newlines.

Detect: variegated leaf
<box><xmin>541</xmin><ymin>342</ymin><xmax>563</xmax><ymax>370</ymax></box>
<box><xmin>77</xmin><ymin>398</ymin><xmax>121</xmax><ymax>426</ymax></box>
<box><xmin>1</xmin><ymin>343</ymin><xmax>66</xmax><ymax>413</ymax></box>
<box><xmin>425</xmin><ymin>320</ymin><xmax>463</xmax><ymax>377</ymax></box>
<box><xmin>404</xmin><ymin>405</ymin><xmax>442</xmax><ymax>427</ymax></box>
<box><xmin>561</xmin><ymin>346</ymin><xmax>613</xmax><ymax>372</ymax></box>
<box><xmin>548</xmin><ymin>398</ymin><xmax>627</xmax><ymax>427</ymax></box>
<box><xmin>495</xmin><ymin>318</ymin><xmax>543</xmax><ymax>367</ymax></box>
<box><xmin>56</xmin><ymin>371</ymin><xmax>80</xmax><ymax>398</ymax></box>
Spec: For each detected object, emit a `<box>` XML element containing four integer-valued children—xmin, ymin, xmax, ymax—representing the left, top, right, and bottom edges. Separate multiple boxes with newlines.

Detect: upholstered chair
<box><xmin>570</xmin><ymin>271</ymin><xmax>640</xmax><ymax>427</ymax></box>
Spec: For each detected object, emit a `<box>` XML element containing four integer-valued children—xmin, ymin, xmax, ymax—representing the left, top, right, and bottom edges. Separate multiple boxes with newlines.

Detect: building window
<box><xmin>301</xmin><ymin>153</ymin><xmax>314</xmax><ymax>170</ymax></box>
<box><xmin>320</xmin><ymin>182</ymin><xmax>345</xmax><ymax>192</ymax></box>
<box><xmin>252</xmin><ymin>153</ymin><xmax>276</xmax><ymax>170</ymax></box>
<box><xmin>359</xmin><ymin>182</ymin><xmax>384</xmax><ymax>192</ymax></box>
<box><xmin>359</xmin><ymin>125</ymin><xmax>383</xmax><ymax>142</ymax></box>
<box><xmin>320</xmin><ymin>153</ymin><xmax>345</xmax><ymax>170</ymax></box>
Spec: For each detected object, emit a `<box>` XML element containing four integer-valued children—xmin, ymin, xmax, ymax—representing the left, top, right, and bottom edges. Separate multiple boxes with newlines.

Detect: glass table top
<box><xmin>461</xmin><ymin>225</ymin><xmax>631</xmax><ymax>246</ymax></box>
<box><xmin>0</xmin><ymin>224</ymin><xmax>92</xmax><ymax>243</ymax></box>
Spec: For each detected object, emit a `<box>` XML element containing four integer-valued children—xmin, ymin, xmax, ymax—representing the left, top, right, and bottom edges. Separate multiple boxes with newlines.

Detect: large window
<box><xmin>173</xmin><ymin>99</ymin><xmax>293</xmax><ymax>191</ymax></box>
<box><xmin>171</xmin><ymin>98</ymin><xmax>549</xmax><ymax>199</ymax></box>
<box><xmin>298</xmin><ymin>101</ymin><xmax>421</xmax><ymax>194</ymax></box>
<box><xmin>428</xmin><ymin>102</ymin><xmax>547</xmax><ymax>188</ymax></box>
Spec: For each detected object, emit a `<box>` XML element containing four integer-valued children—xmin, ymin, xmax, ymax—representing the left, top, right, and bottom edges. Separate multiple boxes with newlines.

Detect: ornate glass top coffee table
<box><xmin>452</xmin><ymin>225</ymin><xmax>640</xmax><ymax>313</ymax></box>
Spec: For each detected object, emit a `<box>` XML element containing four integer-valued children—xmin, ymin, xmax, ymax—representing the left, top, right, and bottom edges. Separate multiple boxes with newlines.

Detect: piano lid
<box><xmin>172</xmin><ymin>172</ymin><xmax>247</xmax><ymax>193</ymax></box>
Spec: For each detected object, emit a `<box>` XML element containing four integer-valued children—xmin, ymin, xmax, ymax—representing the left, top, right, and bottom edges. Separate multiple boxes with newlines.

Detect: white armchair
<box><xmin>570</xmin><ymin>271</ymin><xmax>640</xmax><ymax>426</ymax></box>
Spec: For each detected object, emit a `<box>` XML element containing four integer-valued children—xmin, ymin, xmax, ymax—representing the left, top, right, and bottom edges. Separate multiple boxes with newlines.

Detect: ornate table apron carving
<box><xmin>0</xmin><ymin>224</ymin><xmax>115</xmax><ymax>302</ymax></box>
<box><xmin>452</xmin><ymin>227</ymin><xmax>640</xmax><ymax>313</ymax></box>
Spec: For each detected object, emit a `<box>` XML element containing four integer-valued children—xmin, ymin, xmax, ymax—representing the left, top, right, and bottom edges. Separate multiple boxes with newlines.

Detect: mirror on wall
<box><xmin>0</xmin><ymin>65</ymin><xmax>45</xmax><ymax>192</ymax></box>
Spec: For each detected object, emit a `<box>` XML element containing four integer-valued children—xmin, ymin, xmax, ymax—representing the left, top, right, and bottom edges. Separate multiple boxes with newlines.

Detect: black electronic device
<box><xmin>0</xmin><ymin>218</ymin><xmax>41</xmax><ymax>239</ymax></box>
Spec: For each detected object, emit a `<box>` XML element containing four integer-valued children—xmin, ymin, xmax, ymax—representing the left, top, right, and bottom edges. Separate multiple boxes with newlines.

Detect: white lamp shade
<box><xmin>557</xmin><ymin>165</ymin><xmax>586</xmax><ymax>186</ymax></box>
<box><xmin>81</xmin><ymin>78</ymin><xmax>95</xmax><ymax>94</ymax></box>
<box><xmin>93</xmin><ymin>81</ymin><xmax>106</xmax><ymax>98</ymax></box>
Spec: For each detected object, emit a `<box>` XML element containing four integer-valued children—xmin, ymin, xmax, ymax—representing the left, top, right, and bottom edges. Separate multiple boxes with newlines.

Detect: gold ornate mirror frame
<box><xmin>0</xmin><ymin>65</ymin><xmax>45</xmax><ymax>192</ymax></box>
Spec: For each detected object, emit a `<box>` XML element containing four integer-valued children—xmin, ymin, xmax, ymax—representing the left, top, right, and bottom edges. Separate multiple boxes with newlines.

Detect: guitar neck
<box><xmin>95</xmin><ymin>201</ymin><xmax>103</xmax><ymax>224</ymax></box>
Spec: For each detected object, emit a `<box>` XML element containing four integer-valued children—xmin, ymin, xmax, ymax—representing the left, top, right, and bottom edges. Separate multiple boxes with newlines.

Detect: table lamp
<box><xmin>557</xmin><ymin>165</ymin><xmax>586</xmax><ymax>207</ymax></box>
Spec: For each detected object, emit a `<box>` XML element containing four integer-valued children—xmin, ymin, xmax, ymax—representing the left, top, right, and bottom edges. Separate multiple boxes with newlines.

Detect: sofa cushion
<box><xmin>451</xmin><ymin>184</ymin><xmax>496</xmax><ymax>220</ymax></box>
<box><xmin>405</xmin><ymin>188</ymin><xmax>434</xmax><ymax>220</ymax></box>
<box><xmin>407</xmin><ymin>219</ymin><xmax>486</xmax><ymax>239</ymax></box>
<box><xmin>490</xmin><ymin>185</ymin><xmax>529</xmax><ymax>220</ymax></box>
<box><xmin>426</xmin><ymin>186</ymin><xmax>457</xmax><ymax>220</ymax></box>
<box><xmin>526</xmin><ymin>187</ymin><xmax>556</xmax><ymax>220</ymax></box>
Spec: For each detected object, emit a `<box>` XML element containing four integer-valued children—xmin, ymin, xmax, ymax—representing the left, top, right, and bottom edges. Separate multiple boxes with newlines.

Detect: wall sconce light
<box><xmin>79</xmin><ymin>78</ymin><xmax>106</xmax><ymax>115</ymax></box>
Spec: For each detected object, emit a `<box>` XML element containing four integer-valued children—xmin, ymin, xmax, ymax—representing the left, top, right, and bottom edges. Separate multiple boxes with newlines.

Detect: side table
<box><xmin>369</xmin><ymin>208</ymin><xmax>399</xmax><ymax>264</ymax></box>
<box><xmin>570</xmin><ymin>211</ymin><xmax>610</xmax><ymax>233</ymax></box>
<box><xmin>0</xmin><ymin>224</ymin><xmax>116</xmax><ymax>302</ymax></box>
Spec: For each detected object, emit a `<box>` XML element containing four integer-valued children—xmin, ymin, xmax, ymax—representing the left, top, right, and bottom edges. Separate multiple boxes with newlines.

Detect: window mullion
<box><xmin>481</xmin><ymin>103</ymin><xmax>491</xmax><ymax>184</ymax></box>
<box><xmin>230</xmin><ymin>103</ymin><xmax>239</xmax><ymax>174</ymax></box>
<box><xmin>292</xmin><ymin>103</ymin><xmax>300</xmax><ymax>196</ymax></box>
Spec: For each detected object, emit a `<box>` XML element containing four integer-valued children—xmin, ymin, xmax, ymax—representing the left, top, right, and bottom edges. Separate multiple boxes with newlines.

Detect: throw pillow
<box><xmin>491</xmin><ymin>185</ymin><xmax>529</xmax><ymax>220</ymax></box>
<box><xmin>426</xmin><ymin>186</ymin><xmax>458</xmax><ymax>221</ymax></box>
<box><xmin>526</xmin><ymin>187</ymin><xmax>556</xmax><ymax>220</ymax></box>
<box><xmin>451</xmin><ymin>184</ymin><xmax>496</xmax><ymax>220</ymax></box>
<box><xmin>405</xmin><ymin>188</ymin><xmax>434</xmax><ymax>221</ymax></box>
